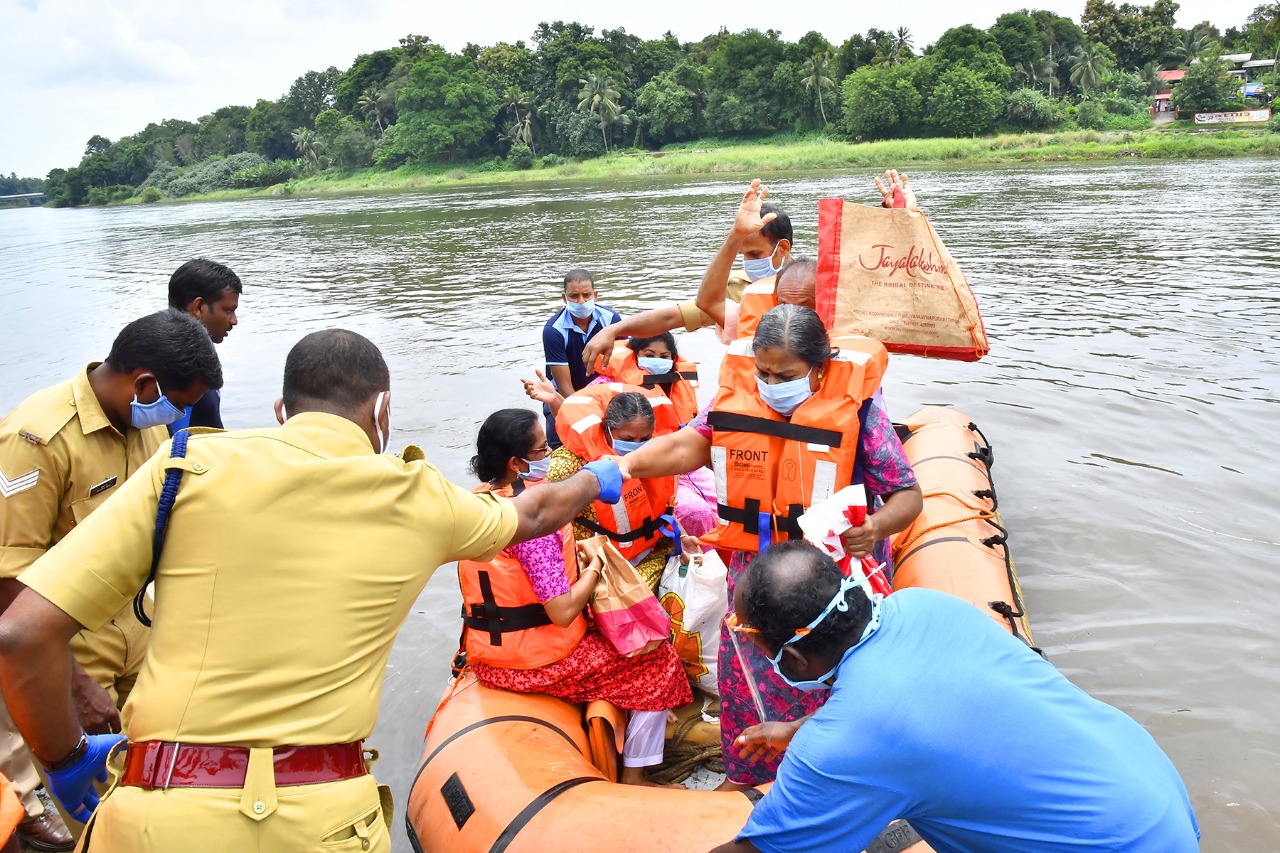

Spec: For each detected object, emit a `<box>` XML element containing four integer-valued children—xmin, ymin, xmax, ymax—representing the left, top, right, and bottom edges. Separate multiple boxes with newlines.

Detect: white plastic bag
<box><xmin>658</xmin><ymin>550</ymin><xmax>729</xmax><ymax>696</ymax></box>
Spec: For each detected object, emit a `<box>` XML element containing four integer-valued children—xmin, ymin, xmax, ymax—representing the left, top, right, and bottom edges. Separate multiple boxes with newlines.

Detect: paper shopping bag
<box><xmin>580</xmin><ymin>536</ymin><xmax>670</xmax><ymax>657</ymax></box>
<box><xmin>816</xmin><ymin>199</ymin><xmax>989</xmax><ymax>361</ymax></box>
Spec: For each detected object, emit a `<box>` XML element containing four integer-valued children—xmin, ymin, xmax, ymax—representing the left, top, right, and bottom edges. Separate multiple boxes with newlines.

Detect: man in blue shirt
<box><xmin>712</xmin><ymin>542</ymin><xmax>1200</xmax><ymax>853</ymax></box>
<box><xmin>166</xmin><ymin>259</ymin><xmax>241</xmax><ymax>432</ymax></box>
<box><xmin>540</xmin><ymin>269</ymin><xmax>620</xmax><ymax>447</ymax></box>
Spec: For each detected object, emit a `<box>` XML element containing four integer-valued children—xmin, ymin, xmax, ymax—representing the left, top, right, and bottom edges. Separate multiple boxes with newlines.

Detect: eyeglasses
<box><xmin>526</xmin><ymin>443</ymin><xmax>552</xmax><ymax>460</ymax></box>
<box><xmin>725</xmin><ymin>611</ymin><xmax>811</xmax><ymax>639</ymax></box>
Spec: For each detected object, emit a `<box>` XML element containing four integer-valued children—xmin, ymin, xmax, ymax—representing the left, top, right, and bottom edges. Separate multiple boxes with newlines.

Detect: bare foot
<box><xmin>667</xmin><ymin>710</ymin><xmax>680</xmax><ymax>724</ymax></box>
<box><xmin>714</xmin><ymin>778</ymin><xmax>756</xmax><ymax>793</ymax></box>
<box><xmin>620</xmin><ymin>767</ymin><xmax>684</xmax><ymax>788</ymax></box>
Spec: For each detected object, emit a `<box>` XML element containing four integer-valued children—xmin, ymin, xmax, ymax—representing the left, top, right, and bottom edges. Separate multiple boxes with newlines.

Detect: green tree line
<box><xmin>38</xmin><ymin>2</ymin><xmax>1280</xmax><ymax>206</ymax></box>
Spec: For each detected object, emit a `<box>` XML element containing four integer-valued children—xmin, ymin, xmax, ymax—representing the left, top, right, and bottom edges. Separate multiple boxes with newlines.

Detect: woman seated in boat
<box><xmin>461</xmin><ymin>409</ymin><xmax>692</xmax><ymax>785</ymax></box>
<box><xmin>590</xmin><ymin>332</ymin><xmax>700</xmax><ymax>426</ymax></box>
<box><xmin>523</xmin><ymin>364</ymin><xmax>718</xmax><ymax>548</ymax></box>
<box><xmin>615</xmin><ymin>304</ymin><xmax>923</xmax><ymax>788</ymax></box>
<box><xmin>525</xmin><ymin>384</ymin><xmax>681</xmax><ymax>591</ymax></box>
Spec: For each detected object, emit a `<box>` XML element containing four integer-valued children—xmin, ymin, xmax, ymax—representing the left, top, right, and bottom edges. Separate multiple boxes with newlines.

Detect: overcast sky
<box><xmin>0</xmin><ymin>0</ymin><xmax>1263</xmax><ymax>178</ymax></box>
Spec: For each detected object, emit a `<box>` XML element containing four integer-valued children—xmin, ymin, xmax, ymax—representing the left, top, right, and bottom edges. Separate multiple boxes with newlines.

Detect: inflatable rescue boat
<box><xmin>406</xmin><ymin>407</ymin><xmax>1029</xmax><ymax>853</ymax></box>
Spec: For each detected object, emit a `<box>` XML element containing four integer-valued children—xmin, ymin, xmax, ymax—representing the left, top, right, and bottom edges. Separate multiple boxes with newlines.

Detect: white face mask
<box><xmin>373</xmin><ymin>391</ymin><xmax>390</xmax><ymax>453</ymax></box>
<box><xmin>756</xmin><ymin>372</ymin><xmax>814</xmax><ymax>416</ymax></box>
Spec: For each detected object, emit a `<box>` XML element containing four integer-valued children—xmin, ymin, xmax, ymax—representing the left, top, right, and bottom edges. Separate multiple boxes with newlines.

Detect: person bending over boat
<box><xmin>617</xmin><ymin>304</ymin><xmax>922</xmax><ymax>788</ymax></box>
<box><xmin>541</xmin><ymin>385</ymin><xmax>683</xmax><ymax>591</ymax></box>
<box><xmin>462</xmin><ymin>409</ymin><xmax>692</xmax><ymax>786</ymax></box>
<box><xmin>709</xmin><ymin>542</ymin><xmax>1200</xmax><ymax>853</ymax></box>
<box><xmin>0</xmin><ymin>330</ymin><xmax>625</xmax><ymax>852</ymax></box>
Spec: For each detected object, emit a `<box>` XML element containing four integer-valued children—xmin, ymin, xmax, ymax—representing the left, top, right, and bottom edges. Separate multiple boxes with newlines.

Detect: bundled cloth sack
<box><xmin>816</xmin><ymin>199</ymin><xmax>989</xmax><ymax>361</ymax></box>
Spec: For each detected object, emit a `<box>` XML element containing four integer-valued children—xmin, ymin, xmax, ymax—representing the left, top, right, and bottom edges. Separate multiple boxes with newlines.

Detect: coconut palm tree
<box><xmin>578</xmin><ymin>74</ymin><xmax>624</xmax><ymax>151</ymax></box>
<box><xmin>893</xmin><ymin>27</ymin><xmax>914</xmax><ymax>57</ymax></box>
<box><xmin>291</xmin><ymin>128</ymin><xmax>321</xmax><ymax>174</ymax></box>
<box><xmin>357</xmin><ymin>88</ymin><xmax>388</xmax><ymax>135</ymax></box>
<box><xmin>1070</xmin><ymin>44</ymin><xmax>1109</xmax><ymax>94</ymax></box>
<box><xmin>802</xmin><ymin>53</ymin><xmax>835</xmax><ymax>125</ymax></box>
<box><xmin>502</xmin><ymin>86</ymin><xmax>531</xmax><ymax>125</ymax></box>
<box><xmin>1167</xmin><ymin>31</ymin><xmax>1217</xmax><ymax>65</ymax></box>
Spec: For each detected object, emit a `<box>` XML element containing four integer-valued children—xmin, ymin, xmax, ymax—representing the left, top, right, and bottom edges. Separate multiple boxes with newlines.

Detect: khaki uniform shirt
<box><xmin>675</xmin><ymin>272</ymin><xmax>750</xmax><ymax>332</ymax></box>
<box><xmin>20</xmin><ymin>412</ymin><xmax>518</xmax><ymax>747</ymax></box>
<box><xmin>0</xmin><ymin>364</ymin><xmax>166</xmax><ymax>579</ymax></box>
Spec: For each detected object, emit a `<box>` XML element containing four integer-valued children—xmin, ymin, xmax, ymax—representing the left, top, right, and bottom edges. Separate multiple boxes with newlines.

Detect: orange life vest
<box><xmin>735</xmin><ymin>278</ymin><xmax>779</xmax><ymax>340</ymax></box>
<box><xmin>594</xmin><ymin>342</ymin><xmax>700</xmax><ymax>425</ymax></box>
<box><xmin>702</xmin><ymin>335</ymin><xmax>889</xmax><ymax>554</ymax></box>
<box><xmin>555</xmin><ymin>383</ymin><xmax>680</xmax><ymax>559</ymax></box>
<box><xmin>458</xmin><ymin>484</ymin><xmax>586</xmax><ymax>670</ymax></box>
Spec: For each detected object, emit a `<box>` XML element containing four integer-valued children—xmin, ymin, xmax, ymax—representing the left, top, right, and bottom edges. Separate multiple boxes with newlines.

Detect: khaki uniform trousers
<box><xmin>0</xmin><ymin>698</ymin><xmax>42</xmax><ymax>818</ymax></box>
<box><xmin>86</xmin><ymin>772</ymin><xmax>392</xmax><ymax>853</ymax></box>
<box><xmin>70</xmin><ymin>600</ymin><xmax>149</xmax><ymax>715</ymax></box>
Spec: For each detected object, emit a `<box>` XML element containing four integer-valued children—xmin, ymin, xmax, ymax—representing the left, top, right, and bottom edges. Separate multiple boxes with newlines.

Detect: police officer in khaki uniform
<box><xmin>0</xmin><ymin>310</ymin><xmax>219</xmax><ymax>846</ymax></box>
<box><xmin>0</xmin><ymin>329</ymin><xmax>624</xmax><ymax>852</ymax></box>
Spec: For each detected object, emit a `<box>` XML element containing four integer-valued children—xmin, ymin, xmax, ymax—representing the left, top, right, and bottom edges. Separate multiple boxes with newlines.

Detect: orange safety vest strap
<box><xmin>461</xmin><ymin>569</ymin><xmax>554</xmax><ymax>646</ymax></box>
<box><xmin>574</xmin><ymin>511</ymin><xmax>666</xmax><ymax>544</ymax></box>
<box><xmin>706</xmin><ymin>410</ymin><xmax>845</xmax><ymax>449</ymax></box>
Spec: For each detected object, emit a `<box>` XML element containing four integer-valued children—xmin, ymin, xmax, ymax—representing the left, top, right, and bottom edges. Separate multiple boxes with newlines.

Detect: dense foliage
<box><xmin>31</xmin><ymin>1</ymin><xmax>1280</xmax><ymax>206</ymax></box>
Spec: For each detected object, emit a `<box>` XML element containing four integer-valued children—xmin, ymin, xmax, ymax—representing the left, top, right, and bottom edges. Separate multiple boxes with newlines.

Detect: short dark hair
<box><xmin>470</xmin><ymin>408</ymin><xmax>540</xmax><ymax>483</ymax></box>
<box><xmin>776</xmin><ymin>255</ymin><xmax>817</xmax><ymax>290</ymax></box>
<box><xmin>563</xmin><ymin>269</ymin><xmax>594</xmax><ymax>290</ymax></box>
<box><xmin>760</xmin><ymin>203</ymin><xmax>793</xmax><ymax>247</ymax></box>
<box><xmin>282</xmin><ymin>330</ymin><xmax>389</xmax><ymax>412</ymax></box>
<box><xmin>754</xmin><ymin>304</ymin><xmax>830</xmax><ymax>368</ymax></box>
<box><xmin>604</xmin><ymin>391</ymin><xmax>654</xmax><ymax>432</ymax></box>
<box><xmin>105</xmin><ymin>310</ymin><xmax>224</xmax><ymax>393</ymax></box>
<box><xmin>167</xmin><ymin>259</ymin><xmax>242</xmax><ymax>310</ymax></box>
<box><xmin>742</xmin><ymin>541</ymin><xmax>870</xmax><ymax>659</ymax></box>
<box><xmin>626</xmin><ymin>332</ymin><xmax>678</xmax><ymax>360</ymax></box>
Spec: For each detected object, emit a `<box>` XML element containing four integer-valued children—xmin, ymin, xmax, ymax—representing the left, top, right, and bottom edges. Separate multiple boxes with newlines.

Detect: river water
<box><xmin>1</xmin><ymin>159</ymin><xmax>1277</xmax><ymax>851</ymax></box>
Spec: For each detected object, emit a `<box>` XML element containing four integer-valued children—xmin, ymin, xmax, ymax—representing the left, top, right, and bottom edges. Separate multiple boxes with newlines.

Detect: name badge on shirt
<box><xmin>88</xmin><ymin>476</ymin><xmax>118</xmax><ymax>497</ymax></box>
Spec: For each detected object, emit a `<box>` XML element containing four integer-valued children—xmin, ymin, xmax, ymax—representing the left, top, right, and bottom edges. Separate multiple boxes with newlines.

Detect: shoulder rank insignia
<box><xmin>0</xmin><ymin>465</ymin><xmax>39</xmax><ymax>498</ymax></box>
<box><xmin>88</xmin><ymin>476</ymin><xmax>118</xmax><ymax>497</ymax></box>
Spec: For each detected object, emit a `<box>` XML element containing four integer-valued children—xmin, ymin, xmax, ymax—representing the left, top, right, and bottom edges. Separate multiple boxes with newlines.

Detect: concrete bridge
<box><xmin>0</xmin><ymin>192</ymin><xmax>46</xmax><ymax>206</ymax></box>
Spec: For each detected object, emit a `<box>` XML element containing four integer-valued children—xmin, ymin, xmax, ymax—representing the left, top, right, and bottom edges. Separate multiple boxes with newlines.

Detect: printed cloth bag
<box><xmin>658</xmin><ymin>549</ymin><xmax>729</xmax><ymax>695</ymax></box>
<box><xmin>581</xmin><ymin>535</ymin><xmax>670</xmax><ymax>657</ymax></box>
<box><xmin>816</xmin><ymin>200</ymin><xmax>989</xmax><ymax>361</ymax></box>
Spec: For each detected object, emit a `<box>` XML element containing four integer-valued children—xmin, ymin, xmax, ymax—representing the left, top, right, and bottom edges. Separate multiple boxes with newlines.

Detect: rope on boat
<box><xmin>650</xmin><ymin>712</ymin><xmax>724</xmax><ymax>785</ymax></box>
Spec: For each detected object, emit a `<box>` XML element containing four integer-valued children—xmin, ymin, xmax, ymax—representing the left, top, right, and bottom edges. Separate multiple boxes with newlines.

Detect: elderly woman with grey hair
<box><xmin>617</xmin><ymin>303</ymin><xmax>922</xmax><ymax>789</ymax></box>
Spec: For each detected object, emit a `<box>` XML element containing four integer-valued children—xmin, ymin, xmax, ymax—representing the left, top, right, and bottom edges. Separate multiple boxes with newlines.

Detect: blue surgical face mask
<box><xmin>565</xmin><ymin>299</ymin><xmax>596</xmax><ymax>320</ymax></box>
<box><xmin>130</xmin><ymin>381</ymin><xmax>188</xmax><ymax>429</ymax></box>
<box><xmin>742</xmin><ymin>246</ymin><xmax>781</xmax><ymax>282</ymax></box>
<box><xmin>768</xmin><ymin>580</ymin><xmax>882</xmax><ymax>692</ymax></box>
<box><xmin>637</xmin><ymin>356</ymin><xmax>673</xmax><ymax>375</ymax></box>
<box><xmin>756</xmin><ymin>372</ymin><xmax>813</xmax><ymax>416</ymax></box>
<box><xmin>611</xmin><ymin>437</ymin><xmax>648</xmax><ymax>456</ymax></box>
<box><xmin>520</xmin><ymin>454</ymin><xmax>551</xmax><ymax>480</ymax></box>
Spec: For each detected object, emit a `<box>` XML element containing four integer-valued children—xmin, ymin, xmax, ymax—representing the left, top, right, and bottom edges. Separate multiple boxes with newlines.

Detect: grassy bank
<box><xmin>134</xmin><ymin>127</ymin><xmax>1279</xmax><ymax>205</ymax></box>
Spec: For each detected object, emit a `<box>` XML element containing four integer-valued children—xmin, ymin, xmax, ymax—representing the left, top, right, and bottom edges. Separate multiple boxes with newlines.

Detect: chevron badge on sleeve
<box><xmin>0</xmin><ymin>465</ymin><xmax>40</xmax><ymax>498</ymax></box>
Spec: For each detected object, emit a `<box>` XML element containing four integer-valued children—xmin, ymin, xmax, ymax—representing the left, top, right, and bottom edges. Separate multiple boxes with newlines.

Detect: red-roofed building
<box><xmin>1153</xmin><ymin>69</ymin><xmax>1186</xmax><ymax>115</ymax></box>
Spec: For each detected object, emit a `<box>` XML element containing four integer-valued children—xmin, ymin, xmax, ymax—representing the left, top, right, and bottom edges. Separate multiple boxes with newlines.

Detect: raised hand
<box><xmin>521</xmin><ymin>369</ymin><xmax>562</xmax><ymax>411</ymax></box>
<box><xmin>874</xmin><ymin>169</ymin><xmax>919</xmax><ymax>212</ymax></box>
<box><xmin>732</xmin><ymin>178</ymin><xmax>778</xmax><ymax>240</ymax></box>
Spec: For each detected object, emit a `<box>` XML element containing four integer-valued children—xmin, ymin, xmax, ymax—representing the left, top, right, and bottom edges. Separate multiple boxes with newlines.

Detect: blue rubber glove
<box><xmin>582</xmin><ymin>460</ymin><xmax>623</xmax><ymax>504</ymax></box>
<box><xmin>47</xmin><ymin>733</ymin><xmax>125</xmax><ymax>822</ymax></box>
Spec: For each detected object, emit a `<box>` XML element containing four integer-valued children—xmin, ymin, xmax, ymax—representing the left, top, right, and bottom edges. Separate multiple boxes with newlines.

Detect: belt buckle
<box><xmin>161</xmin><ymin>742</ymin><xmax>181</xmax><ymax>791</ymax></box>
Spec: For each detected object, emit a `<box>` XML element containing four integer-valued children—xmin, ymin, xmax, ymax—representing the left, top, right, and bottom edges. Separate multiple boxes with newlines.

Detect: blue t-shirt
<box><xmin>541</xmin><ymin>304</ymin><xmax>620</xmax><ymax>447</ymax></box>
<box><xmin>741</xmin><ymin>589</ymin><xmax>1200</xmax><ymax>853</ymax></box>
<box><xmin>168</xmin><ymin>388</ymin><xmax>223</xmax><ymax>435</ymax></box>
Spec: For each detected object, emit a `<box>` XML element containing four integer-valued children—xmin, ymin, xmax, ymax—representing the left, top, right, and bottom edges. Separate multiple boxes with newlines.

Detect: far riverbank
<box><xmin>125</xmin><ymin>127</ymin><xmax>1278</xmax><ymax>205</ymax></box>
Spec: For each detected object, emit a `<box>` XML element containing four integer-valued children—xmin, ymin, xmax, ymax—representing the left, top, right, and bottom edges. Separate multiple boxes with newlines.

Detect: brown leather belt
<box><xmin>121</xmin><ymin>740</ymin><xmax>368</xmax><ymax>789</ymax></box>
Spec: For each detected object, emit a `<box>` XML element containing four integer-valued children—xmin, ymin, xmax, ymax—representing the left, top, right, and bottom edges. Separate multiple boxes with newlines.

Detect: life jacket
<box><xmin>458</xmin><ymin>484</ymin><xmax>586</xmax><ymax>670</ymax></box>
<box><xmin>702</xmin><ymin>334</ymin><xmax>889</xmax><ymax>554</ymax></box>
<box><xmin>556</xmin><ymin>383</ymin><xmax>680</xmax><ymax>559</ymax></box>
<box><xmin>735</xmin><ymin>277</ymin><xmax>779</xmax><ymax>340</ymax></box>
<box><xmin>594</xmin><ymin>342</ymin><xmax>700</xmax><ymax>425</ymax></box>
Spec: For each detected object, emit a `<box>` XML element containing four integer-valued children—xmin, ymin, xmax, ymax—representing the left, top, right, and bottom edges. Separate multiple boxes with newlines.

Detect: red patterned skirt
<box><xmin>472</xmin><ymin>629</ymin><xmax>692</xmax><ymax>711</ymax></box>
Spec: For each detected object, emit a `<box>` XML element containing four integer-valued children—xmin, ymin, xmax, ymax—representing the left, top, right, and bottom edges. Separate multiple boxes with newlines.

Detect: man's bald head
<box><xmin>776</xmin><ymin>256</ymin><xmax>817</xmax><ymax>310</ymax></box>
<box><xmin>738</xmin><ymin>541</ymin><xmax>869</xmax><ymax>658</ymax></box>
<box><xmin>282</xmin><ymin>330</ymin><xmax>390</xmax><ymax>414</ymax></box>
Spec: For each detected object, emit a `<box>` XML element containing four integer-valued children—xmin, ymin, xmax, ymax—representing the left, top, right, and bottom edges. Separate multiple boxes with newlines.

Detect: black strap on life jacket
<box><xmin>133</xmin><ymin>430</ymin><xmax>190</xmax><ymax>627</ymax></box>
<box><xmin>461</xmin><ymin>570</ymin><xmax>553</xmax><ymax>647</ymax></box>
<box><xmin>715</xmin><ymin>500</ymin><xmax>805</xmax><ymax>539</ymax></box>
<box><xmin>707</xmin><ymin>410</ymin><xmax>844</xmax><ymax>449</ymax></box>
<box><xmin>573</xmin><ymin>511</ymin><xmax>666</xmax><ymax>544</ymax></box>
<box><xmin>640</xmin><ymin>370</ymin><xmax>698</xmax><ymax>388</ymax></box>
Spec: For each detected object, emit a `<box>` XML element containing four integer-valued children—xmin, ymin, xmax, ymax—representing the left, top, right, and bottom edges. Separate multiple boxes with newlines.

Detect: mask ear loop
<box><xmin>373</xmin><ymin>391</ymin><xmax>389</xmax><ymax>453</ymax></box>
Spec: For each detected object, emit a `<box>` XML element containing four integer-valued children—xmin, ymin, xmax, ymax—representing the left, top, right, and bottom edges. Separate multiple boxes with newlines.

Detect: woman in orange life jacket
<box><xmin>615</xmin><ymin>304</ymin><xmax>923</xmax><ymax>789</ymax></box>
<box><xmin>523</xmin><ymin>386</ymin><xmax>681</xmax><ymax>591</ymax></box>
<box><xmin>459</xmin><ymin>409</ymin><xmax>692</xmax><ymax>786</ymax></box>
